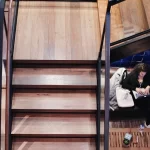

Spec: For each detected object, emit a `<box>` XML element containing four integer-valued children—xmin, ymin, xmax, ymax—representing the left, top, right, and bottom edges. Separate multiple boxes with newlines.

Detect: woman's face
<box><xmin>139</xmin><ymin>71</ymin><xmax>146</xmax><ymax>78</ymax></box>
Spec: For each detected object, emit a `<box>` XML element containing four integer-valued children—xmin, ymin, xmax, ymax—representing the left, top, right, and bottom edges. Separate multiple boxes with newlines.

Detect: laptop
<box><xmin>132</xmin><ymin>91</ymin><xmax>150</xmax><ymax>99</ymax></box>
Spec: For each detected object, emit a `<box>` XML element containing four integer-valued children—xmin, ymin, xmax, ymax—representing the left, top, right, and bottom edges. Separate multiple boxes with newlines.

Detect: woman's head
<box><xmin>132</xmin><ymin>63</ymin><xmax>150</xmax><ymax>78</ymax></box>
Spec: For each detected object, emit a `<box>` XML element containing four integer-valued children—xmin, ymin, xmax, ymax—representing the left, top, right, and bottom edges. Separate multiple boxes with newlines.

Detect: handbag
<box><xmin>116</xmin><ymin>87</ymin><xmax>134</xmax><ymax>108</ymax></box>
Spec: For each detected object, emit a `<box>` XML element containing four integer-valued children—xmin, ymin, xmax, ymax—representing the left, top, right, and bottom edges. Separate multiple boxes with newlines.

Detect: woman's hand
<box><xmin>145</xmin><ymin>86</ymin><xmax>150</xmax><ymax>95</ymax></box>
<box><xmin>136</xmin><ymin>88</ymin><xmax>146</xmax><ymax>95</ymax></box>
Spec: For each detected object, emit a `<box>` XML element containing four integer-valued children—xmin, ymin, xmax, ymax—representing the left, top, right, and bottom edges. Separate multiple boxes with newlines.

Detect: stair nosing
<box><xmin>12</xmin><ymin>85</ymin><xmax>97</xmax><ymax>90</ymax></box>
<box><xmin>11</xmin><ymin>133</ymin><xmax>97</xmax><ymax>138</ymax></box>
<box><xmin>12</xmin><ymin>108</ymin><xmax>98</xmax><ymax>113</ymax></box>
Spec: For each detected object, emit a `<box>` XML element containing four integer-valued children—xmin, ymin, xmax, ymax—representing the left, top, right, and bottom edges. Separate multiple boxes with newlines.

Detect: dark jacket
<box><xmin>122</xmin><ymin>73</ymin><xmax>150</xmax><ymax>91</ymax></box>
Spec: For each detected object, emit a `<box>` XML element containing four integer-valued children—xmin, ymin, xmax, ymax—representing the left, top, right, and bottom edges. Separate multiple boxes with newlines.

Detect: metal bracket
<box><xmin>109</xmin><ymin>0</ymin><xmax>125</xmax><ymax>6</ymax></box>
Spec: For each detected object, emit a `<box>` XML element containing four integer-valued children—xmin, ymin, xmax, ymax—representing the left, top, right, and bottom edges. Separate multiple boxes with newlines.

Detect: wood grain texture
<box><xmin>97</xmin><ymin>0</ymin><xmax>107</xmax><ymax>60</ymax></box>
<box><xmin>119</xmin><ymin>0</ymin><xmax>149</xmax><ymax>38</ymax></box>
<box><xmin>12</xmin><ymin>92</ymin><xmax>104</xmax><ymax>111</ymax></box>
<box><xmin>12</xmin><ymin>68</ymin><xmax>98</xmax><ymax>86</ymax></box>
<box><xmin>142</xmin><ymin>0</ymin><xmax>150</xmax><ymax>27</ymax></box>
<box><xmin>12</xmin><ymin>138</ymin><xmax>96</xmax><ymax>150</ymax></box>
<box><xmin>110</xmin><ymin>4</ymin><xmax>124</xmax><ymax>42</ymax></box>
<box><xmin>12</xmin><ymin>0</ymin><xmax>150</xmax><ymax>61</ymax></box>
<box><xmin>98</xmin><ymin>0</ymin><xmax>149</xmax><ymax>45</ymax></box>
<box><xmin>14</xmin><ymin>1</ymin><xmax>100</xmax><ymax>60</ymax></box>
<box><xmin>12</xmin><ymin>113</ymin><xmax>103</xmax><ymax>135</ymax></box>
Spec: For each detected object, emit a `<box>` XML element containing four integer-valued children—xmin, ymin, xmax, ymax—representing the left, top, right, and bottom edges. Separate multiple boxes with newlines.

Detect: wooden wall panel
<box><xmin>14</xmin><ymin>2</ymin><xmax>100</xmax><ymax>60</ymax></box>
<box><xmin>97</xmin><ymin>0</ymin><xmax>107</xmax><ymax>33</ymax></box>
<box><xmin>98</xmin><ymin>0</ymin><xmax>149</xmax><ymax>42</ymax></box>
<box><xmin>97</xmin><ymin>0</ymin><xmax>107</xmax><ymax>60</ymax></box>
<box><xmin>142</xmin><ymin>0</ymin><xmax>150</xmax><ymax>27</ymax></box>
<box><xmin>97</xmin><ymin>0</ymin><xmax>124</xmax><ymax>59</ymax></box>
<box><xmin>13</xmin><ymin>0</ymin><xmax>150</xmax><ymax>60</ymax></box>
<box><xmin>119</xmin><ymin>0</ymin><xmax>148</xmax><ymax>38</ymax></box>
<box><xmin>110</xmin><ymin>4</ymin><xmax>124</xmax><ymax>42</ymax></box>
<box><xmin>98</xmin><ymin>0</ymin><xmax>124</xmax><ymax>42</ymax></box>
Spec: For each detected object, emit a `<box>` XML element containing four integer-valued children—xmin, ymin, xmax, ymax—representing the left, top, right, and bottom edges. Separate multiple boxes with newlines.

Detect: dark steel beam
<box><xmin>4</xmin><ymin>15</ymin><xmax>8</xmax><ymax>39</ymax></box>
<box><xmin>109</xmin><ymin>0</ymin><xmax>125</xmax><ymax>6</ymax></box>
<box><xmin>98</xmin><ymin>0</ymin><xmax>111</xmax><ymax>60</ymax></box>
<box><xmin>4</xmin><ymin>0</ymin><xmax>8</xmax><ymax>39</ymax></box>
<box><xmin>5</xmin><ymin>3</ymin><xmax>12</xmax><ymax>149</ymax></box>
<box><xmin>98</xmin><ymin>22</ymin><xmax>105</xmax><ymax>60</ymax></box>
<box><xmin>5</xmin><ymin>0</ymin><xmax>20</xmax><ymax>149</ymax></box>
<box><xmin>96</xmin><ymin>60</ymin><xmax>101</xmax><ymax>150</ymax></box>
<box><xmin>104</xmin><ymin>6</ymin><xmax>111</xmax><ymax>150</ymax></box>
<box><xmin>10</xmin><ymin>0</ymin><xmax>19</xmax><ymax>58</ymax></box>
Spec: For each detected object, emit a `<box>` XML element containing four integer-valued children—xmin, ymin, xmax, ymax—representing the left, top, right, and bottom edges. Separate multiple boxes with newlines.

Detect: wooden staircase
<box><xmin>11</xmin><ymin>60</ymin><xmax>103</xmax><ymax>150</ymax></box>
<box><xmin>8</xmin><ymin>60</ymin><xmax>150</xmax><ymax>150</ymax></box>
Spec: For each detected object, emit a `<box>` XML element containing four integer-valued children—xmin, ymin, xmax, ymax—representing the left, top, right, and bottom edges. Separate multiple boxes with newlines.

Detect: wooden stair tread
<box><xmin>12</xmin><ymin>92</ymin><xmax>104</xmax><ymax>112</ymax></box>
<box><xmin>12</xmin><ymin>113</ymin><xmax>104</xmax><ymax>136</ymax></box>
<box><xmin>12</xmin><ymin>138</ymin><xmax>99</xmax><ymax>150</ymax></box>
<box><xmin>12</xmin><ymin>68</ymin><xmax>101</xmax><ymax>87</ymax></box>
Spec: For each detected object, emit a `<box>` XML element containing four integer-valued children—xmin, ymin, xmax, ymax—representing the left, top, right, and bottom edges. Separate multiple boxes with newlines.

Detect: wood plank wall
<box><xmin>14</xmin><ymin>2</ymin><xmax>100</xmax><ymax>60</ymax></box>
<box><xmin>98</xmin><ymin>0</ymin><xmax>149</xmax><ymax>40</ymax></box>
<box><xmin>12</xmin><ymin>0</ymin><xmax>150</xmax><ymax>60</ymax></box>
<box><xmin>142</xmin><ymin>0</ymin><xmax>150</xmax><ymax>27</ymax></box>
<box><xmin>1</xmin><ymin>0</ymin><xmax>150</xmax><ymax>149</ymax></box>
<box><xmin>119</xmin><ymin>0</ymin><xmax>148</xmax><ymax>38</ymax></box>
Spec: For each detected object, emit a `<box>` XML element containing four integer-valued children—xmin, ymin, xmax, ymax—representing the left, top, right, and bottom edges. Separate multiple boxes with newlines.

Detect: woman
<box><xmin>122</xmin><ymin>63</ymin><xmax>150</xmax><ymax>128</ymax></box>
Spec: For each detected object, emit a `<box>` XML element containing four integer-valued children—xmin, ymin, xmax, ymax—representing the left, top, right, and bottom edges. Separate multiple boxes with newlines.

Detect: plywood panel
<box><xmin>14</xmin><ymin>2</ymin><xmax>100</xmax><ymax>60</ymax></box>
<box><xmin>98</xmin><ymin>0</ymin><xmax>149</xmax><ymax>44</ymax></box>
<box><xmin>98</xmin><ymin>0</ymin><xmax>124</xmax><ymax>42</ymax></box>
<box><xmin>110</xmin><ymin>4</ymin><xmax>124</xmax><ymax>42</ymax></box>
<box><xmin>97</xmin><ymin>0</ymin><xmax>107</xmax><ymax>33</ymax></box>
<box><xmin>142</xmin><ymin>0</ymin><xmax>150</xmax><ymax>27</ymax></box>
<box><xmin>119</xmin><ymin>0</ymin><xmax>148</xmax><ymax>38</ymax></box>
<box><xmin>97</xmin><ymin>0</ymin><xmax>107</xmax><ymax>60</ymax></box>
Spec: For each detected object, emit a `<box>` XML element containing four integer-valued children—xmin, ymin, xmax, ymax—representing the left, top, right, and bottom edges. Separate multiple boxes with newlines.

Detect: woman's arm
<box><xmin>122</xmin><ymin>75</ymin><xmax>137</xmax><ymax>91</ymax></box>
<box><xmin>144</xmin><ymin>85</ymin><xmax>150</xmax><ymax>95</ymax></box>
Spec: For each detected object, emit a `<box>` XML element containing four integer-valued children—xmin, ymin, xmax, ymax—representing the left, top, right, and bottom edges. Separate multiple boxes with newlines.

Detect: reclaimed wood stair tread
<box><xmin>12</xmin><ymin>138</ymin><xmax>101</xmax><ymax>150</ymax></box>
<box><xmin>12</xmin><ymin>92</ymin><xmax>104</xmax><ymax>112</ymax></box>
<box><xmin>12</xmin><ymin>113</ymin><xmax>104</xmax><ymax>136</ymax></box>
<box><xmin>12</xmin><ymin>128</ymin><xmax>150</xmax><ymax>150</ymax></box>
<box><xmin>12</xmin><ymin>68</ymin><xmax>101</xmax><ymax>88</ymax></box>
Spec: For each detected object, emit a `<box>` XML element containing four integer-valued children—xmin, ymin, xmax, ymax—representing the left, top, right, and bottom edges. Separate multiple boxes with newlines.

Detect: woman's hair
<box><xmin>130</xmin><ymin>63</ymin><xmax>150</xmax><ymax>78</ymax></box>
